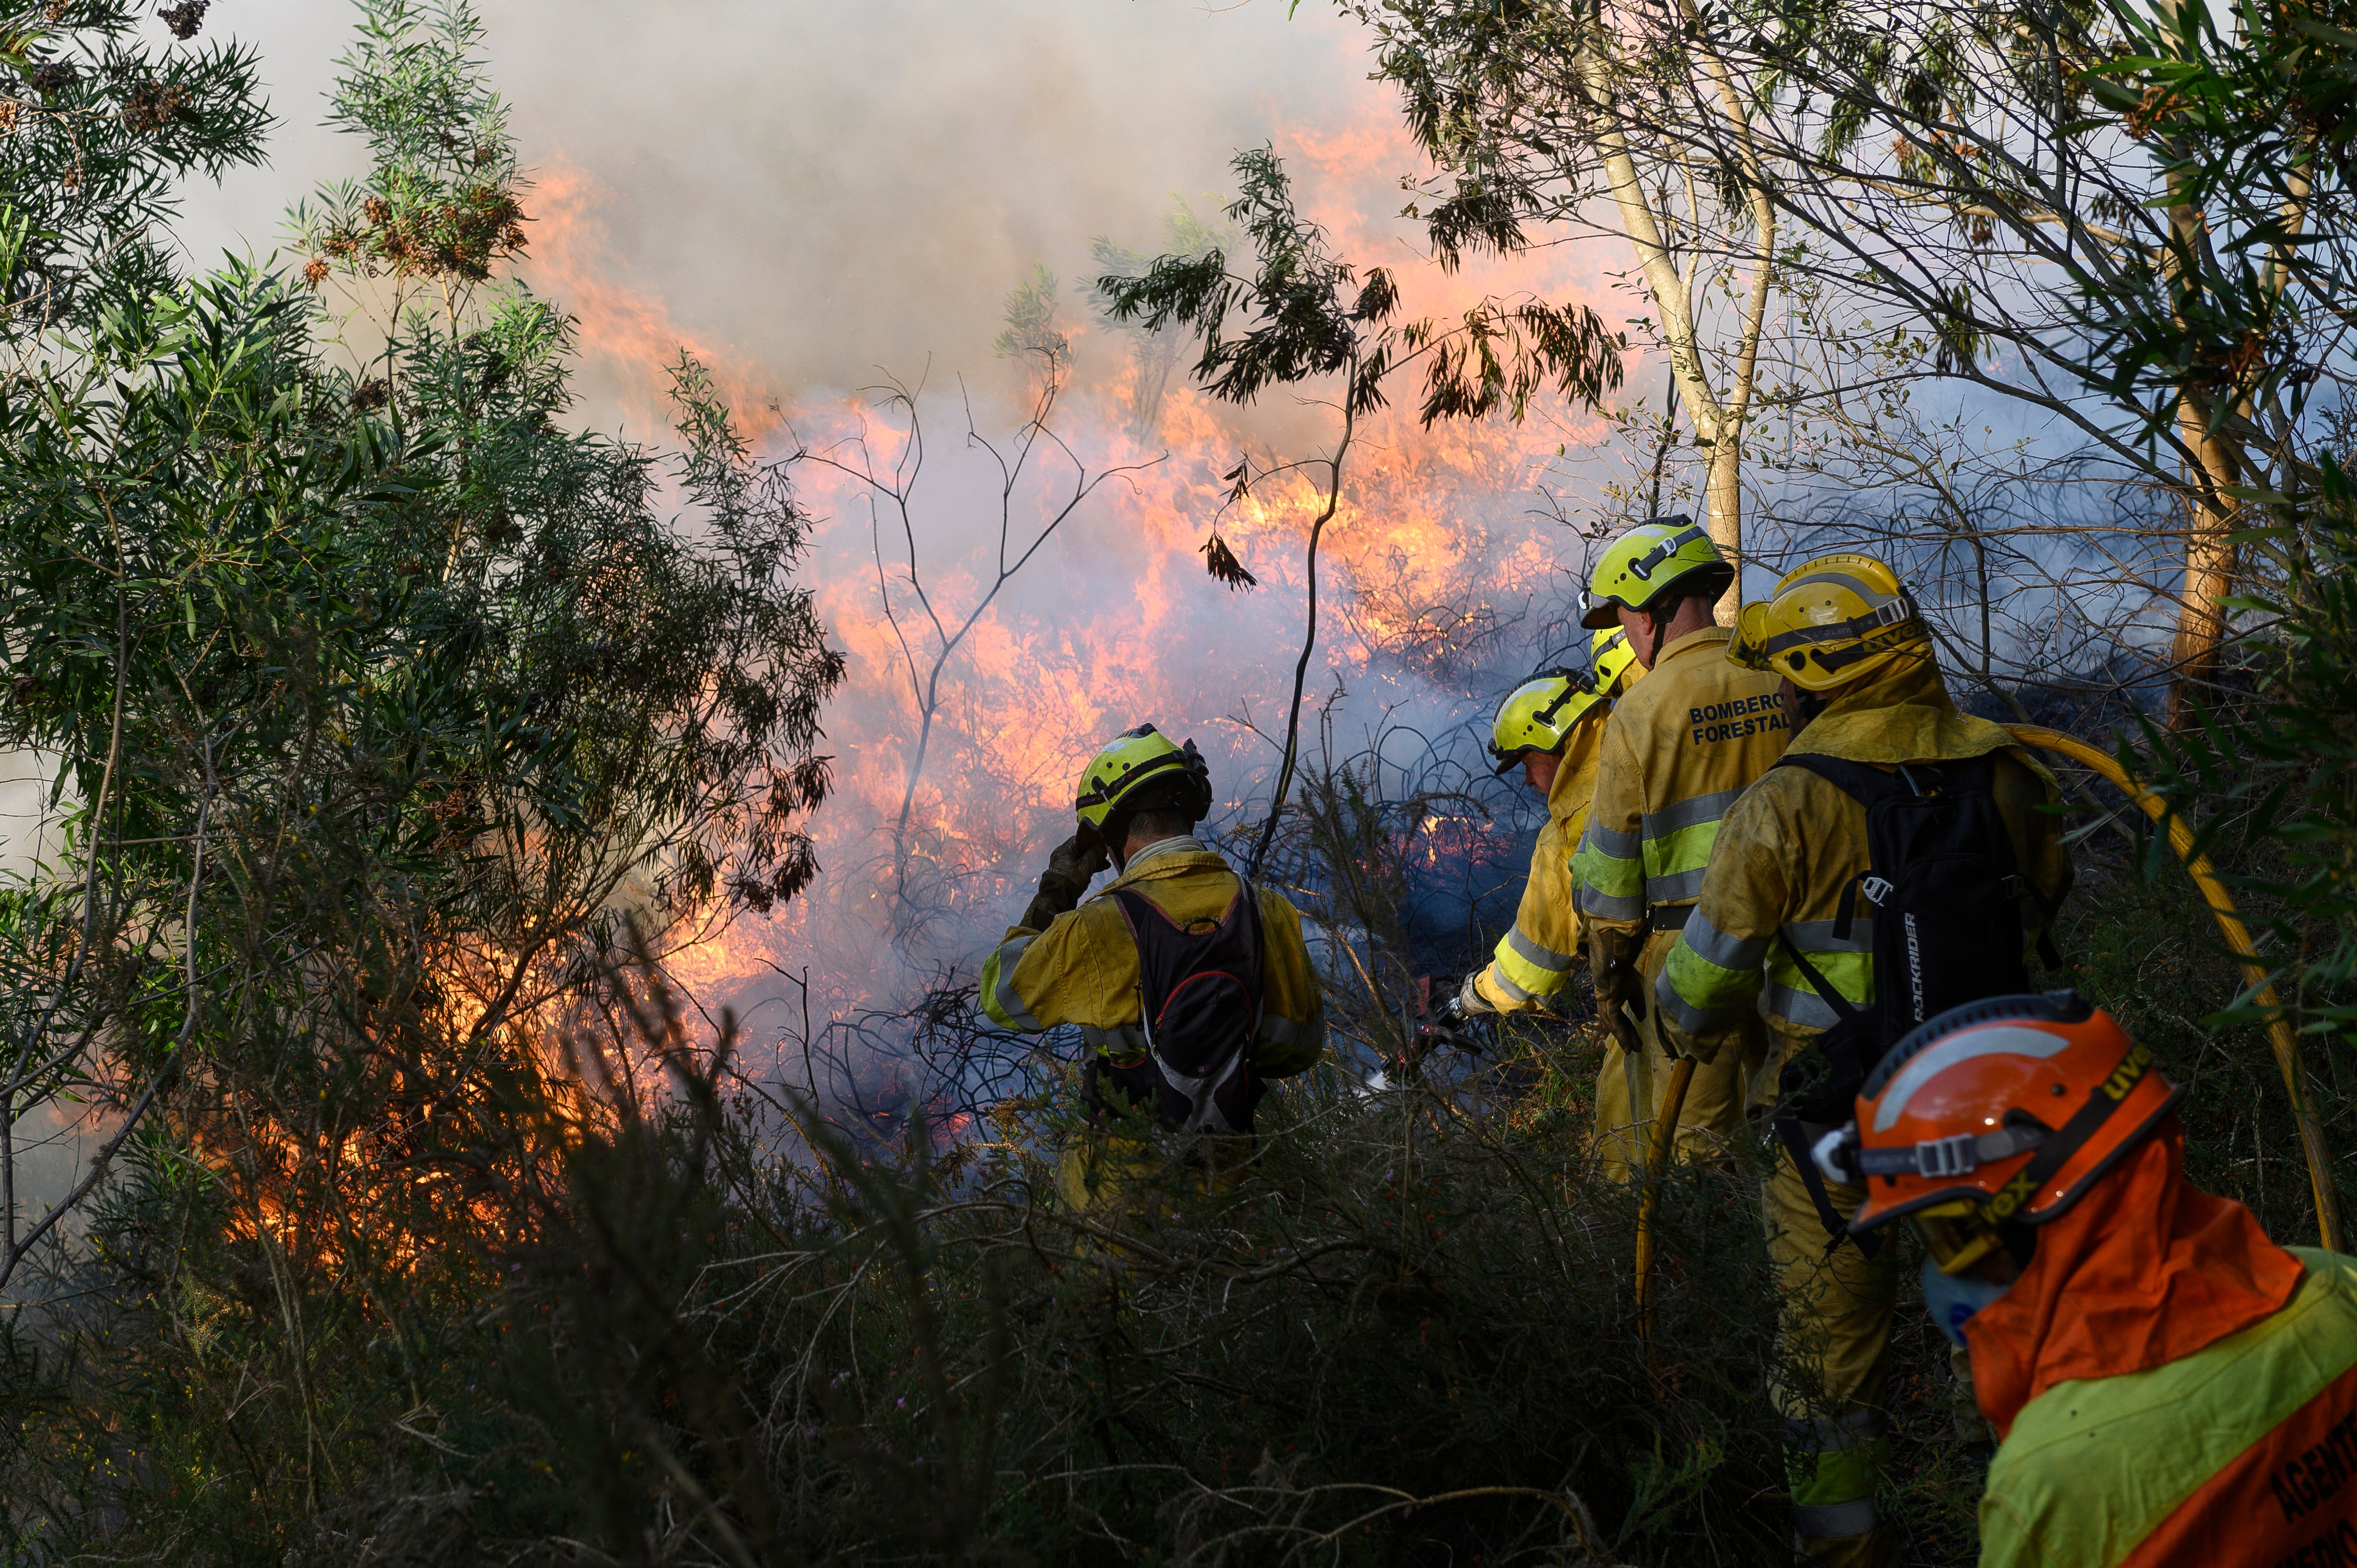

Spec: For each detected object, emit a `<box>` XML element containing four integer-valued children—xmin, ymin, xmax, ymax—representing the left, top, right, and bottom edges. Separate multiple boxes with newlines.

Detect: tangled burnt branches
<box><xmin>505</xmin><ymin>1021</ymin><xmax>1793</xmax><ymax>1562</ymax></box>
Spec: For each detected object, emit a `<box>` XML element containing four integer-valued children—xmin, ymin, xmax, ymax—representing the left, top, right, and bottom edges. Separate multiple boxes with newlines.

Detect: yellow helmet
<box><xmin>1075</xmin><ymin>723</ymin><xmax>1213</xmax><ymax>832</ymax></box>
<box><xmin>1591</xmin><ymin>625</ymin><xmax>1641</xmax><ymax>698</ymax></box>
<box><xmin>1579</xmin><ymin>516</ymin><xmax>1734</xmax><ymax>629</ymax></box>
<box><xmin>1488</xmin><ymin>669</ymin><xmax>1607</xmax><ymax>775</ymax></box>
<box><xmin>1729</xmin><ymin>553</ymin><xmax>1931</xmax><ymax>691</ymax></box>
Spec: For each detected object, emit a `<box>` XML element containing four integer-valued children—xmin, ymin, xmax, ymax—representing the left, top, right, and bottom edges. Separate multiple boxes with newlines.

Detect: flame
<box><xmin>528</xmin><ymin>164</ymin><xmax>779</xmax><ymax>438</ymax></box>
<box><xmin>519</xmin><ymin>118</ymin><xmax>1619</xmax><ymax>1108</ymax></box>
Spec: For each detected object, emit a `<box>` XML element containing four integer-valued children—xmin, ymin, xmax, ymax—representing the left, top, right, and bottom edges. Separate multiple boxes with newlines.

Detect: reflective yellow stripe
<box><xmin>981</xmin><ymin>937</ymin><xmax>1043</xmax><ymax>1031</ymax></box>
<box><xmin>1788</xmin><ymin>1437</ymin><xmax>1885</xmax><ymax>1509</ymax></box>
<box><xmin>1765</xmin><ymin>944</ymin><xmax>1873</xmax><ymax>1031</ymax></box>
<box><xmin>1660</xmin><ymin>908</ymin><xmax>1767</xmax><ymax>1034</ymax></box>
<box><xmin>1638</xmin><ymin>786</ymin><xmax>1746</xmax><ymax>906</ymax></box>
<box><xmin>1491</xmin><ymin>930</ymin><xmax>1571</xmax><ymax>1001</ymax></box>
<box><xmin>1572</xmin><ymin>819</ymin><xmax>1644</xmax><ymax>919</ymax></box>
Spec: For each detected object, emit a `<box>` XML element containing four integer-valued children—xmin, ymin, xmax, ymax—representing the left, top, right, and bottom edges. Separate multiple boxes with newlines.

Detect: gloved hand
<box><xmin>1018</xmin><ymin>828</ymin><xmax>1113</xmax><ymax>930</ymax></box>
<box><xmin>1456</xmin><ymin>970</ymin><xmax>1500</xmax><ymax>1018</ymax></box>
<box><xmin>1586</xmin><ymin>926</ymin><xmax>1648</xmax><ymax>1058</ymax></box>
<box><xmin>1045</xmin><ymin>828</ymin><xmax>1112</xmax><ymax>890</ymax></box>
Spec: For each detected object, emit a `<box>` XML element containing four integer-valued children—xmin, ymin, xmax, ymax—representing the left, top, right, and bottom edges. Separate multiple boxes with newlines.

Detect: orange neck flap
<box><xmin>1964</xmin><ymin>1120</ymin><xmax>2306</xmax><ymax>1437</ymax></box>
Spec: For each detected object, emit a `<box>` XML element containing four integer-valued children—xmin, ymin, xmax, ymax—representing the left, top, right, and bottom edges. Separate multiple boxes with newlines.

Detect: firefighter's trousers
<box><xmin>1591</xmin><ymin>927</ymin><xmax>1764</xmax><ymax>1180</ymax></box>
<box><xmin>1054</xmin><ymin>1130</ymin><xmax>1250</xmax><ymax>1220</ymax></box>
<box><xmin>1765</xmin><ymin>1143</ymin><xmax>1900</xmax><ymax>1568</ymax></box>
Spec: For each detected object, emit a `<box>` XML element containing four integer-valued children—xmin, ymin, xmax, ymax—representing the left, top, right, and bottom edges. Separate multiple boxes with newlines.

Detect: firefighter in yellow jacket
<box><xmin>1459</xmin><ymin>628</ymin><xmax>1642</xmax><ymax>1019</ymax></box>
<box><xmin>980</xmin><ymin>724</ymin><xmax>1326</xmax><ymax>1213</ymax></box>
<box><xmin>1654</xmin><ymin>554</ymin><xmax>2073</xmax><ymax>1567</ymax></box>
<box><xmin>1571</xmin><ymin>518</ymin><xmax>1787</xmax><ymax>1173</ymax></box>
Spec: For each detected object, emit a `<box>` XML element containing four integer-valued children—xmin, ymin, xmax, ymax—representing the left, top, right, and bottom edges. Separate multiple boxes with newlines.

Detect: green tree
<box><xmin>0</xmin><ymin>0</ymin><xmax>270</xmax><ymax>341</ymax></box>
<box><xmin>0</xmin><ymin>11</ymin><xmax>841</xmax><ymax>1547</ymax></box>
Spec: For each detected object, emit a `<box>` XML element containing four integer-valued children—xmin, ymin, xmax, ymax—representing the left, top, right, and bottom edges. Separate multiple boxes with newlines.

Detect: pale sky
<box><xmin>175</xmin><ymin>1</ymin><xmax>1473</xmax><ymax>427</ymax></box>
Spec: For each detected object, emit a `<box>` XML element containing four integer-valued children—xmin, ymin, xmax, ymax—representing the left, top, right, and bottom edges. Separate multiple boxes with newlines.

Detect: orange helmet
<box><xmin>1817</xmin><ymin>992</ymin><xmax>2182</xmax><ymax>1269</ymax></box>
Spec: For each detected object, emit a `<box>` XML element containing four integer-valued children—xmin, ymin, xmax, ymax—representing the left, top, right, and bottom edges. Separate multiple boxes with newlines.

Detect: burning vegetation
<box><xmin>4</xmin><ymin>0</ymin><xmax>2357</xmax><ymax>1564</ymax></box>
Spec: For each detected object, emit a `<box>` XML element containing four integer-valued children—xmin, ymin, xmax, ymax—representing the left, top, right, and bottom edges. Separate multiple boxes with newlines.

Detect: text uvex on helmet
<box><xmin>1075</xmin><ymin>723</ymin><xmax>1214</xmax><ymax>833</ymax></box>
<box><xmin>1817</xmin><ymin>992</ymin><xmax>2182</xmax><ymax>1273</ymax></box>
<box><xmin>1730</xmin><ymin>552</ymin><xmax>1931</xmax><ymax>692</ymax></box>
<box><xmin>1579</xmin><ymin>516</ymin><xmax>1734</xmax><ymax>629</ymax></box>
<box><xmin>1591</xmin><ymin>624</ymin><xmax>1642</xmax><ymax>698</ymax></box>
<box><xmin>1488</xmin><ymin>669</ymin><xmax>1606</xmax><ymax>775</ymax></box>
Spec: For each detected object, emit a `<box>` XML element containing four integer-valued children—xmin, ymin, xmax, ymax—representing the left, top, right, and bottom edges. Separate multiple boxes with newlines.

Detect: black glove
<box><xmin>1018</xmin><ymin>828</ymin><xmax>1112</xmax><ymax>930</ymax></box>
<box><xmin>1587</xmin><ymin>927</ymin><xmax>1648</xmax><ymax>1056</ymax></box>
<box><xmin>1047</xmin><ymin>827</ymin><xmax>1112</xmax><ymax>887</ymax></box>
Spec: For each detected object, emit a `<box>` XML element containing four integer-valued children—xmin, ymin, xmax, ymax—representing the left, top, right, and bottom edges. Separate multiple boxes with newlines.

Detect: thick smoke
<box><xmin>167</xmin><ymin>2</ymin><xmax>1617</xmax><ymax>1107</ymax></box>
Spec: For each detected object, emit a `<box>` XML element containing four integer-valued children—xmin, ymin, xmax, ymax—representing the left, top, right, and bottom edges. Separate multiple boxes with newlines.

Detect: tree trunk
<box><xmin>1572</xmin><ymin>20</ymin><xmax>1771</xmax><ymax>629</ymax></box>
<box><xmin>2158</xmin><ymin>160</ymin><xmax>2245</xmax><ymax>731</ymax></box>
<box><xmin>2167</xmin><ymin>396</ymin><xmax>2239</xmax><ymax>730</ymax></box>
<box><xmin>1705</xmin><ymin>435</ymin><xmax>1743</xmax><ymax>624</ymax></box>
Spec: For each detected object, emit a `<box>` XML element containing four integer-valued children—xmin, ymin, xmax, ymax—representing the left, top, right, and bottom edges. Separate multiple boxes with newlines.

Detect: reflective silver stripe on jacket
<box><xmin>1638</xmin><ymin>786</ymin><xmax>1747</xmax><ymax>841</ymax></box>
<box><xmin>1582</xmin><ymin>819</ymin><xmax>1640</xmax><ymax>859</ymax></box>
<box><xmin>1507</xmin><ymin>928</ymin><xmax>1575</xmax><ymax>971</ymax></box>
<box><xmin>1783</xmin><ymin>917</ymin><xmax>1873</xmax><ymax>955</ymax></box>
<box><xmin>1763</xmin><ymin>978</ymin><xmax>1846</xmax><ymax>1032</ymax></box>
<box><xmin>1576</xmin><ymin>884</ymin><xmax>1646</xmax><ymax>922</ymax></box>
<box><xmin>1644</xmin><ymin>865</ymin><xmax>1709</xmax><ymax>905</ymax></box>
<box><xmin>1792</xmin><ymin>1499</ymin><xmax>1878</xmax><ymax>1539</ymax></box>
<box><xmin>986</xmin><ymin>935</ymin><xmax>1043</xmax><ymax>1030</ymax></box>
<box><xmin>1484</xmin><ymin>963</ymin><xmax>1540</xmax><ymax>1004</ymax></box>
<box><xmin>1782</xmin><ymin>1409</ymin><xmax>1887</xmax><ymax>1451</ymax></box>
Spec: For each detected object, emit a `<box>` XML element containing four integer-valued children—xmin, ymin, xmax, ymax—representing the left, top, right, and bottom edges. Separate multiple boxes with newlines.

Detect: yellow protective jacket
<box><xmin>1655</xmin><ymin>657</ymin><xmax>2073</xmax><ymax>1070</ymax></box>
<box><xmin>1981</xmin><ymin>1248</ymin><xmax>2357</xmax><ymax>1568</ymax></box>
<box><xmin>1474</xmin><ymin>708</ymin><xmax>1610</xmax><ymax>1012</ymax></box>
<box><xmin>978</xmin><ymin>841</ymin><xmax>1326</xmax><ymax>1076</ymax></box>
<box><xmin>1572</xmin><ymin>626</ymin><xmax>1791</xmax><ymax>938</ymax></box>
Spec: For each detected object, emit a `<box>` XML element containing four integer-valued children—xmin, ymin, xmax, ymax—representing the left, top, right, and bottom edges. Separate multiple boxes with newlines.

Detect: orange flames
<box><xmin>523</xmin><ymin>118</ymin><xmax>1618</xmax><ymax>1096</ymax></box>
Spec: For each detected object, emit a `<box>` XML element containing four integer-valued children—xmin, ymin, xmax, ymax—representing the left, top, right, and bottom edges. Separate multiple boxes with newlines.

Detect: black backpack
<box><xmin>1090</xmin><ymin>878</ymin><xmax>1268</xmax><ymax>1134</ymax></box>
<box><xmin>1771</xmin><ymin>753</ymin><xmax>2038</xmax><ymax>1256</ymax></box>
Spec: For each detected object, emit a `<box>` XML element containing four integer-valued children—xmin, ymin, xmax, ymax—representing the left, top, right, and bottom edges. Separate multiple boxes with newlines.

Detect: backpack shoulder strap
<box><xmin>1941</xmin><ymin>753</ymin><xmax>2000</xmax><ymax>794</ymax></box>
<box><xmin>1105</xmin><ymin>884</ymin><xmax>1175</xmax><ymax>934</ymax></box>
<box><xmin>1773</xmin><ymin>751</ymin><xmax>1905</xmax><ymax>805</ymax></box>
<box><xmin>1777</xmin><ymin>927</ymin><xmax>1863</xmax><ymax>1022</ymax></box>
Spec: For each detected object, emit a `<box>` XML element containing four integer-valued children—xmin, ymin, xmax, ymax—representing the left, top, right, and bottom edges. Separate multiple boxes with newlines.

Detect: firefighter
<box><xmin>1653</xmin><ymin>552</ymin><xmax>2073</xmax><ymax>1567</ymax></box>
<box><xmin>1818</xmin><ymin>994</ymin><xmax>2354</xmax><ymax>1568</ymax></box>
<box><xmin>1458</xmin><ymin>627</ymin><xmax>1642</xmax><ymax>1021</ymax></box>
<box><xmin>980</xmin><ymin>723</ymin><xmax>1326</xmax><ymax>1214</ymax></box>
<box><xmin>1571</xmin><ymin>517</ymin><xmax>1786</xmax><ymax>1175</ymax></box>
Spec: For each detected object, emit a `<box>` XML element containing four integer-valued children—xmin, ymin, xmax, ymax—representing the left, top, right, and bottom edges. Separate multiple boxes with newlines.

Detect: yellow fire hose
<box><xmin>2004</xmin><ymin>724</ymin><xmax>2344</xmax><ymax>1253</ymax></box>
<box><xmin>1633</xmin><ymin>722</ymin><xmax>2343</xmax><ymax>1340</ymax></box>
<box><xmin>1632</xmin><ymin>1053</ymin><xmax>1695</xmax><ymax>1345</ymax></box>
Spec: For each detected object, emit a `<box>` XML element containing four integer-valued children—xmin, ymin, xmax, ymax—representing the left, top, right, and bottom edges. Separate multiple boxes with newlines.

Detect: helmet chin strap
<box><xmin>1645</xmin><ymin>600</ymin><xmax>1676</xmax><ymax>663</ymax></box>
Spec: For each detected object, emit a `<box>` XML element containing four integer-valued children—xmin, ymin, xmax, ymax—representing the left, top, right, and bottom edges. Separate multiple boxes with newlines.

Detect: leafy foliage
<box><xmin>1099</xmin><ymin>146</ymin><xmax>1622</xmax><ymax>427</ymax></box>
<box><xmin>0</xmin><ymin>0</ymin><xmax>841</xmax><ymax>1350</ymax></box>
<box><xmin>0</xmin><ymin>0</ymin><xmax>271</xmax><ymax>337</ymax></box>
<box><xmin>296</xmin><ymin>0</ymin><xmax>525</xmax><ymax>287</ymax></box>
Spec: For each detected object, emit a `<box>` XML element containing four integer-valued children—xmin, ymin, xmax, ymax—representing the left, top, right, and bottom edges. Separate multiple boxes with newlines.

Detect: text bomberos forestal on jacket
<box><xmin>1688</xmin><ymin>695</ymin><xmax>1789</xmax><ymax>747</ymax></box>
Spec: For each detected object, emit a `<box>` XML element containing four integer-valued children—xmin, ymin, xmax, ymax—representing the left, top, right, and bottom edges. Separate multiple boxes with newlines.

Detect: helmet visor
<box><xmin>1729</xmin><ymin>601</ymin><xmax>1776</xmax><ymax>672</ymax></box>
<box><xmin>1908</xmin><ymin>1202</ymin><xmax>2007</xmax><ymax>1276</ymax></box>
